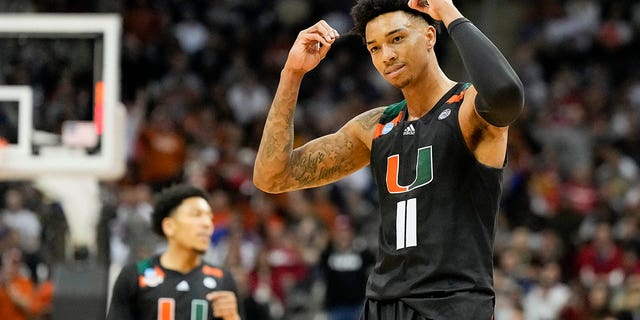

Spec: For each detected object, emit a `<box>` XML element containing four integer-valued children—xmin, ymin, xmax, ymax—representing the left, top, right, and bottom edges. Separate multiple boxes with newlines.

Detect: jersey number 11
<box><xmin>396</xmin><ymin>198</ymin><xmax>417</xmax><ymax>250</ymax></box>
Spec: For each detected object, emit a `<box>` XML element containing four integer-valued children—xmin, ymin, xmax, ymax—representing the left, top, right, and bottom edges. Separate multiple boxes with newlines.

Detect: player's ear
<box><xmin>162</xmin><ymin>217</ymin><xmax>176</xmax><ymax>237</ymax></box>
<box><xmin>425</xmin><ymin>25</ymin><xmax>436</xmax><ymax>49</ymax></box>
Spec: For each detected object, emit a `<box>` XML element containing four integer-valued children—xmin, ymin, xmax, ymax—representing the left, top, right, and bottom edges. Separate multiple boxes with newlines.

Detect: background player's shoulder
<box><xmin>201</xmin><ymin>261</ymin><xmax>227</xmax><ymax>279</ymax></box>
<box><xmin>135</xmin><ymin>257</ymin><xmax>155</xmax><ymax>275</ymax></box>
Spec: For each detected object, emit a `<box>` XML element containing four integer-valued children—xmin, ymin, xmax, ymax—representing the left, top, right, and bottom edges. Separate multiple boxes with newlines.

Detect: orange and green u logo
<box><xmin>386</xmin><ymin>146</ymin><xmax>433</xmax><ymax>194</ymax></box>
<box><xmin>157</xmin><ymin>298</ymin><xmax>208</xmax><ymax>320</ymax></box>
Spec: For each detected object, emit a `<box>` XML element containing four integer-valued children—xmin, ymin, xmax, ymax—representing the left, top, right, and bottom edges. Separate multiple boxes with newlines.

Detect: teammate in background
<box><xmin>106</xmin><ymin>184</ymin><xmax>244</xmax><ymax>320</ymax></box>
<box><xmin>253</xmin><ymin>0</ymin><xmax>524</xmax><ymax>318</ymax></box>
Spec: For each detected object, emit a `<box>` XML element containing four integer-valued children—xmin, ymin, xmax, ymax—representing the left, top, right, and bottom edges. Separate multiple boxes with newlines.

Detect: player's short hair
<box><xmin>350</xmin><ymin>0</ymin><xmax>440</xmax><ymax>43</ymax></box>
<box><xmin>151</xmin><ymin>184</ymin><xmax>209</xmax><ymax>236</ymax></box>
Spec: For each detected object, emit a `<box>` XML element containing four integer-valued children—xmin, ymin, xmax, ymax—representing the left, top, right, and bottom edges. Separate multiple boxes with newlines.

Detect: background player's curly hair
<box><xmin>151</xmin><ymin>184</ymin><xmax>209</xmax><ymax>236</ymax></box>
<box><xmin>350</xmin><ymin>0</ymin><xmax>441</xmax><ymax>43</ymax></box>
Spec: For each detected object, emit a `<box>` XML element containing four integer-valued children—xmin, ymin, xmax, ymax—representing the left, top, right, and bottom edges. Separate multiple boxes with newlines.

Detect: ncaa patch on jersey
<box><xmin>438</xmin><ymin>109</ymin><xmax>451</xmax><ymax>120</ymax></box>
<box><xmin>203</xmin><ymin>277</ymin><xmax>217</xmax><ymax>289</ymax></box>
<box><xmin>382</xmin><ymin>122</ymin><xmax>395</xmax><ymax>135</ymax></box>
<box><xmin>140</xmin><ymin>267</ymin><xmax>165</xmax><ymax>287</ymax></box>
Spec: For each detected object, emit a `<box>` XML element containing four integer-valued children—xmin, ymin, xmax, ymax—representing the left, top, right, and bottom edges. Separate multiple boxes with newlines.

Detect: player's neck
<box><xmin>160</xmin><ymin>248</ymin><xmax>202</xmax><ymax>274</ymax></box>
<box><xmin>402</xmin><ymin>68</ymin><xmax>455</xmax><ymax>121</ymax></box>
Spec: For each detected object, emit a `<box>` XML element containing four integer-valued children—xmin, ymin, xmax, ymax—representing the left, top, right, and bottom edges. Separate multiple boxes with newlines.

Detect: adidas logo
<box><xmin>176</xmin><ymin>280</ymin><xmax>190</xmax><ymax>292</ymax></box>
<box><xmin>403</xmin><ymin>124</ymin><xmax>416</xmax><ymax>136</ymax></box>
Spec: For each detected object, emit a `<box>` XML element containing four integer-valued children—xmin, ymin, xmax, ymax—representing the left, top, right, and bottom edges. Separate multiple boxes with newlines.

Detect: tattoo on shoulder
<box><xmin>356</xmin><ymin>108</ymin><xmax>384</xmax><ymax>130</ymax></box>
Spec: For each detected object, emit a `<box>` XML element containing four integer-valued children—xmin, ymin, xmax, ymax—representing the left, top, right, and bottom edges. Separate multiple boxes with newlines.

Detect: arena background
<box><xmin>1</xmin><ymin>0</ymin><xmax>640</xmax><ymax>319</ymax></box>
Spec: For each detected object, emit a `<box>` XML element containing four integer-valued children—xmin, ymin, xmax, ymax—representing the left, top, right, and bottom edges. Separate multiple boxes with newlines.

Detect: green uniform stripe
<box><xmin>191</xmin><ymin>299</ymin><xmax>208</xmax><ymax>320</ymax></box>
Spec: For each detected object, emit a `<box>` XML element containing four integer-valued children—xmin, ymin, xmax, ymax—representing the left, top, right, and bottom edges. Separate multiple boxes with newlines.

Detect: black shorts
<box><xmin>359</xmin><ymin>299</ymin><xmax>430</xmax><ymax>320</ymax></box>
<box><xmin>360</xmin><ymin>295</ymin><xmax>494</xmax><ymax>320</ymax></box>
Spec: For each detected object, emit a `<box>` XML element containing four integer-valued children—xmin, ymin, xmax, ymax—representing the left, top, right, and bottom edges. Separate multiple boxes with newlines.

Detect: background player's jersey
<box><xmin>106</xmin><ymin>255</ymin><xmax>242</xmax><ymax>320</ymax></box>
<box><xmin>368</xmin><ymin>83</ymin><xmax>502</xmax><ymax>319</ymax></box>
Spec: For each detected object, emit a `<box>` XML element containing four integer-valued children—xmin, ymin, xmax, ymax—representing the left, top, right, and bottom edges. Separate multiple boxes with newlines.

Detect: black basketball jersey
<box><xmin>368</xmin><ymin>83</ymin><xmax>502</xmax><ymax>319</ymax></box>
<box><xmin>106</xmin><ymin>255</ymin><xmax>242</xmax><ymax>320</ymax></box>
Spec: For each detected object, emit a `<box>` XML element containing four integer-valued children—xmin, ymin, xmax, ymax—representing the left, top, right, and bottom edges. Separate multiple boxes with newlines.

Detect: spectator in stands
<box><xmin>0</xmin><ymin>189</ymin><xmax>41</xmax><ymax>283</ymax></box>
<box><xmin>577</xmin><ymin>221</ymin><xmax>624</xmax><ymax>288</ymax></box>
<box><xmin>320</xmin><ymin>215</ymin><xmax>374</xmax><ymax>320</ymax></box>
<box><xmin>134</xmin><ymin>105</ymin><xmax>187</xmax><ymax>190</ymax></box>
<box><xmin>523</xmin><ymin>261</ymin><xmax>571</xmax><ymax>320</ymax></box>
<box><xmin>0</xmin><ymin>247</ymin><xmax>50</xmax><ymax>320</ymax></box>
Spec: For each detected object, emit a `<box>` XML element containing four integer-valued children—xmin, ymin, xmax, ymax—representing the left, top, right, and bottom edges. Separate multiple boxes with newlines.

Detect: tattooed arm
<box><xmin>254</xmin><ymin>20</ymin><xmax>383</xmax><ymax>193</ymax></box>
<box><xmin>254</xmin><ymin>69</ymin><xmax>382</xmax><ymax>192</ymax></box>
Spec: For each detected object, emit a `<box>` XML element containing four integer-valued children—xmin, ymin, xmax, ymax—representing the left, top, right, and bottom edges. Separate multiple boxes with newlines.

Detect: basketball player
<box><xmin>106</xmin><ymin>184</ymin><xmax>243</xmax><ymax>320</ymax></box>
<box><xmin>253</xmin><ymin>0</ymin><xmax>524</xmax><ymax>318</ymax></box>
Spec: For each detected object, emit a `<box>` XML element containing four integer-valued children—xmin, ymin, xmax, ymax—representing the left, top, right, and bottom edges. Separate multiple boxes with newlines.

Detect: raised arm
<box><xmin>254</xmin><ymin>20</ymin><xmax>382</xmax><ymax>193</ymax></box>
<box><xmin>254</xmin><ymin>91</ymin><xmax>380</xmax><ymax>193</ymax></box>
<box><xmin>408</xmin><ymin>0</ymin><xmax>524</xmax><ymax>127</ymax></box>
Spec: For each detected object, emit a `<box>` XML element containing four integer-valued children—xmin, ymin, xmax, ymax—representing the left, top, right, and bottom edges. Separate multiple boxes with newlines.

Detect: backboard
<box><xmin>0</xmin><ymin>14</ymin><xmax>125</xmax><ymax>180</ymax></box>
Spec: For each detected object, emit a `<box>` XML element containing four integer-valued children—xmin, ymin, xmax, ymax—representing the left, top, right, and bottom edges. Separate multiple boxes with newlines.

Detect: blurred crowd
<box><xmin>2</xmin><ymin>0</ymin><xmax>640</xmax><ymax>319</ymax></box>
